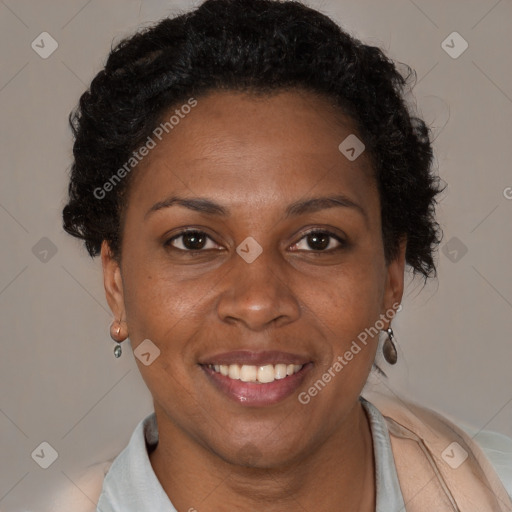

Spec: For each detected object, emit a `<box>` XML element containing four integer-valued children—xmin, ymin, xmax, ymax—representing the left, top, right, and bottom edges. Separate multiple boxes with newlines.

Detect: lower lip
<box><xmin>201</xmin><ymin>363</ymin><xmax>313</xmax><ymax>407</ymax></box>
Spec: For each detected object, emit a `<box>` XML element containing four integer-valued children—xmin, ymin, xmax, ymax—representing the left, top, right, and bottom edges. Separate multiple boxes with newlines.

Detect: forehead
<box><xmin>125</xmin><ymin>89</ymin><xmax>377</xmax><ymax>218</ymax></box>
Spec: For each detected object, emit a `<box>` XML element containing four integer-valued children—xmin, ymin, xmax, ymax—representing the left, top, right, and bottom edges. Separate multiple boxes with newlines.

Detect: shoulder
<box><xmin>45</xmin><ymin>460</ymin><xmax>113</xmax><ymax>512</ymax></box>
<box><xmin>364</xmin><ymin>389</ymin><xmax>512</xmax><ymax>502</ymax></box>
<box><xmin>459</xmin><ymin>424</ymin><xmax>512</xmax><ymax>500</ymax></box>
<box><xmin>33</xmin><ymin>413</ymin><xmax>154</xmax><ymax>511</ymax></box>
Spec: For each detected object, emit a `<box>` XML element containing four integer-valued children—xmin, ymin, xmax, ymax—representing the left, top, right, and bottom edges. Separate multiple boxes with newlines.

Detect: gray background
<box><xmin>1</xmin><ymin>0</ymin><xmax>511</xmax><ymax>510</ymax></box>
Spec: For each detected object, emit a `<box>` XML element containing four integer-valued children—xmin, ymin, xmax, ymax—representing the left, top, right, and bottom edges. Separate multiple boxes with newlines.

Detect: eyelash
<box><xmin>164</xmin><ymin>228</ymin><xmax>347</xmax><ymax>254</ymax></box>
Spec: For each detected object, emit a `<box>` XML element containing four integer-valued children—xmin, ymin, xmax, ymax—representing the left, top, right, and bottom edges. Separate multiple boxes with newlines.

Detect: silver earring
<box><xmin>113</xmin><ymin>342</ymin><xmax>122</xmax><ymax>358</ymax></box>
<box><xmin>383</xmin><ymin>327</ymin><xmax>398</xmax><ymax>365</ymax></box>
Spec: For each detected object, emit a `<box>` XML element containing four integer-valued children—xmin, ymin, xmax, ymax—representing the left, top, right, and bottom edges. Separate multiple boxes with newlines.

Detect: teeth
<box><xmin>208</xmin><ymin>363</ymin><xmax>304</xmax><ymax>383</ymax></box>
<box><xmin>274</xmin><ymin>364</ymin><xmax>288</xmax><ymax>380</ymax></box>
<box><xmin>257</xmin><ymin>364</ymin><xmax>275</xmax><ymax>384</ymax></box>
<box><xmin>240</xmin><ymin>365</ymin><xmax>257</xmax><ymax>382</ymax></box>
<box><xmin>228</xmin><ymin>364</ymin><xmax>240</xmax><ymax>379</ymax></box>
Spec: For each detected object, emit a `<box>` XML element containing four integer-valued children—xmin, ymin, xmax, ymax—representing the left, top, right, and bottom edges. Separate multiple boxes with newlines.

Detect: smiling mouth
<box><xmin>204</xmin><ymin>363</ymin><xmax>304</xmax><ymax>384</ymax></box>
<box><xmin>199</xmin><ymin>350</ymin><xmax>313</xmax><ymax>406</ymax></box>
<box><xmin>200</xmin><ymin>361</ymin><xmax>313</xmax><ymax>406</ymax></box>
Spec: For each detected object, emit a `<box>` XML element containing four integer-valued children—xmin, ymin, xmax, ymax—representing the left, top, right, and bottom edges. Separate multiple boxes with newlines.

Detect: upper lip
<box><xmin>199</xmin><ymin>350</ymin><xmax>311</xmax><ymax>366</ymax></box>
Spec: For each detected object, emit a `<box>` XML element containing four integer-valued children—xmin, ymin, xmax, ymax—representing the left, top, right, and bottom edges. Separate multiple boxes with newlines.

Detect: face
<box><xmin>102</xmin><ymin>89</ymin><xmax>405</xmax><ymax>468</ymax></box>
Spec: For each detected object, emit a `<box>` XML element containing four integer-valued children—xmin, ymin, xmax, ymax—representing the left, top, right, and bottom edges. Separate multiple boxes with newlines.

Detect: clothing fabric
<box><xmin>96</xmin><ymin>399</ymin><xmax>512</xmax><ymax>512</ymax></box>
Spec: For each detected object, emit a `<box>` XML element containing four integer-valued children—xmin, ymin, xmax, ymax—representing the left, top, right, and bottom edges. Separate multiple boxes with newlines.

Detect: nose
<box><xmin>215</xmin><ymin>247</ymin><xmax>301</xmax><ymax>332</ymax></box>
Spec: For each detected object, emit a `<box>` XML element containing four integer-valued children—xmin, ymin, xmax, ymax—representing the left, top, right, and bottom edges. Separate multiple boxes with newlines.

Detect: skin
<box><xmin>101</xmin><ymin>89</ymin><xmax>406</xmax><ymax>512</ymax></box>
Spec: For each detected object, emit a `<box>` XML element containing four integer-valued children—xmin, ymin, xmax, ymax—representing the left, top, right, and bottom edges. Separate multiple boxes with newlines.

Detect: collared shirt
<box><xmin>96</xmin><ymin>399</ymin><xmax>512</xmax><ymax>512</ymax></box>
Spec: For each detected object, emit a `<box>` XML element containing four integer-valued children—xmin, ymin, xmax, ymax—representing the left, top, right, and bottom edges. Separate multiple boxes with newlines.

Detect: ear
<box><xmin>382</xmin><ymin>237</ymin><xmax>407</xmax><ymax>324</ymax></box>
<box><xmin>100</xmin><ymin>240</ymin><xmax>126</xmax><ymax>321</ymax></box>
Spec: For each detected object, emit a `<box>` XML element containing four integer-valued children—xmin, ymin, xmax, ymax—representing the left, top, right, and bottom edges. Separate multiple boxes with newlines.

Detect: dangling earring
<box><xmin>110</xmin><ymin>320</ymin><xmax>127</xmax><ymax>358</ymax></box>
<box><xmin>383</xmin><ymin>327</ymin><xmax>398</xmax><ymax>365</ymax></box>
<box><xmin>113</xmin><ymin>341</ymin><xmax>122</xmax><ymax>358</ymax></box>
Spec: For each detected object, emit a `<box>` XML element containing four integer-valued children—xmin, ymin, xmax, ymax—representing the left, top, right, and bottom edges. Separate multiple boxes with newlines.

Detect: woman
<box><xmin>62</xmin><ymin>0</ymin><xmax>512</xmax><ymax>510</ymax></box>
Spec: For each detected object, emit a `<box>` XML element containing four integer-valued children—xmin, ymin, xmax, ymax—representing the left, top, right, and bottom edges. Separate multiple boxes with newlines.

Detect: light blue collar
<box><xmin>97</xmin><ymin>398</ymin><xmax>405</xmax><ymax>511</ymax></box>
<box><xmin>362</xmin><ymin>397</ymin><xmax>406</xmax><ymax>512</ymax></box>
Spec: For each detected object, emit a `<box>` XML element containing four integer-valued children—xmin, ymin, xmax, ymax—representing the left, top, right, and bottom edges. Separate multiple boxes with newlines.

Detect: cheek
<box><xmin>301</xmin><ymin>262</ymin><xmax>385</xmax><ymax>394</ymax></box>
<box><xmin>308</xmin><ymin>259</ymin><xmax>385</xmax><ymax>334</ymax></box>
<box><xmin>120</xmin><ymin>259</ymin><xmax>217</xmax><ymax>396</ymax></box>
<box><xmin>121</xmin><ymin>255</ymin><xmax>203</xmax><ymax>341</ymax></box>
<box><xmin>122</xmin><ymin>271</ymin><xmax>205</xmax><ymax>410</ymax></box>
<box><xmin>300</xmin><ymin>272</ymin><xmax>383</xmax><ymax>407</ymax></box>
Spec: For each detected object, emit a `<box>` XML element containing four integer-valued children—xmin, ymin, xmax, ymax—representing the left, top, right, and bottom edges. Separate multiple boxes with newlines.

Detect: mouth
<box><xmin>205</xmin><ymin>362</ymin><xmax>304</xmax><ymax>383</ymax></box>
<box><xmin>199</xmin><ymin>351</ymin><xmax>313</xmax><ymax>406</ymax></box>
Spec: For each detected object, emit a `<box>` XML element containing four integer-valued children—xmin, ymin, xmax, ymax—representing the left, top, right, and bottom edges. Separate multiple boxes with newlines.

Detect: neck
<box><xmin>149</xmin><ymin>400</ymin><xmax>375</xmax><ymax>512</ymax></box>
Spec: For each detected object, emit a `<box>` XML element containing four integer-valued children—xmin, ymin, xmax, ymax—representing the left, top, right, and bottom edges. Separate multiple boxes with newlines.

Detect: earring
<box><xmin>113</xmin><ymin>341</ymin><xmax>122</xmax><ymax>358</ymax></box>
<box><xmin>383</xmin><ymin>327</ymin><xmax>398</xmax><ymax>365</ymax></box>
<box><xmin>110</xmin><ymin>320</ymin><xmax>127</xmax><ymax>358</ymax></box>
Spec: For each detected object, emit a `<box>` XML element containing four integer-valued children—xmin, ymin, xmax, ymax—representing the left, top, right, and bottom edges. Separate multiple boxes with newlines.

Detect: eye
<box><xmin>290</xmin><ymin>229</ymin><xmax>347</xmax><ymax>252</ymax></box>
<box><xmin>165</xmin><ymin>230</ymin><xmax>220</xmax><ymax>252</ymax></box>
<box><xmin>164</xmin><ymin>228</ymin><xmax>347</xmax><ymax>254</ymax></box>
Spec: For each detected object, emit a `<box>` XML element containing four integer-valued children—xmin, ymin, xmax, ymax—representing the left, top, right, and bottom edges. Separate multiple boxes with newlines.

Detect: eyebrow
<box><xmin>145</xmin><ymin>194</ymin><xmax>368</xmax><ymax>222</ymax></box>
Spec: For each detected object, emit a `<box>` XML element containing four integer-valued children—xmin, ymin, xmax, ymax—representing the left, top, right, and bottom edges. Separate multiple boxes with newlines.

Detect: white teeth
<box><xmin>274</xmin><ymin>364</ymin><xmax>287</xmax><ymax>379</ymax></box>
<box><xmin>240</xmin><ymin>365</ymin><xmax>257</xmax><ymax>382</ymax></box>
<box><xmin>228</xmin><ymin>364</ymin><xmax>240</xmax><ymax>379</ymax></box>
<box><xmin>208</xmin><ymin>363</ymin><xmax>304</xmax><ymax>383</ymax></box>
<box><xmin>257</xmin><ymin>364</ymin><xmax>275</xmax><ymax>383</ymax></box>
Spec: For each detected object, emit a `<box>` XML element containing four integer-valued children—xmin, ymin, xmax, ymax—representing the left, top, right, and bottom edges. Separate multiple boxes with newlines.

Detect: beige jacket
<box><xmin>44</xmin><ymin>393</ymin><xmax>512</xmax><ymax>511</ymax></box>
<box><xmin>365</xmin><ymin>390</ymin><xmax>512</xmax><ymax>512</ymax></box>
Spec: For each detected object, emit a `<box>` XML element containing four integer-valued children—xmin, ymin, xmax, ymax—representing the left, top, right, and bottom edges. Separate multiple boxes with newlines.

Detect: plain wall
<box><xmin>1</xmin><ymin>0</ymin><xmax>511</xmax><ymax>510</ymax></box>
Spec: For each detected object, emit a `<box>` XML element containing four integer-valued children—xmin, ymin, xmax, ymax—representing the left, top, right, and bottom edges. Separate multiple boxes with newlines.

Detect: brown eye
<box><xmin>165</xmin><ymin>230</ymin><xmax>219</xmax><ymax>252</ymax></box>
<box><xmin>291</xmin><ymin>230</ymin><xmax>346</xmax><ymax>252</ymax></box>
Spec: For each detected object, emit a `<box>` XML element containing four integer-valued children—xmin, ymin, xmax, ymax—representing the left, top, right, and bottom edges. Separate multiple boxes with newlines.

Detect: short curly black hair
<box><xmin>62</xmin><ymin>0</ymin><xmax>443</xmax><ymax>280</ymax></box>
